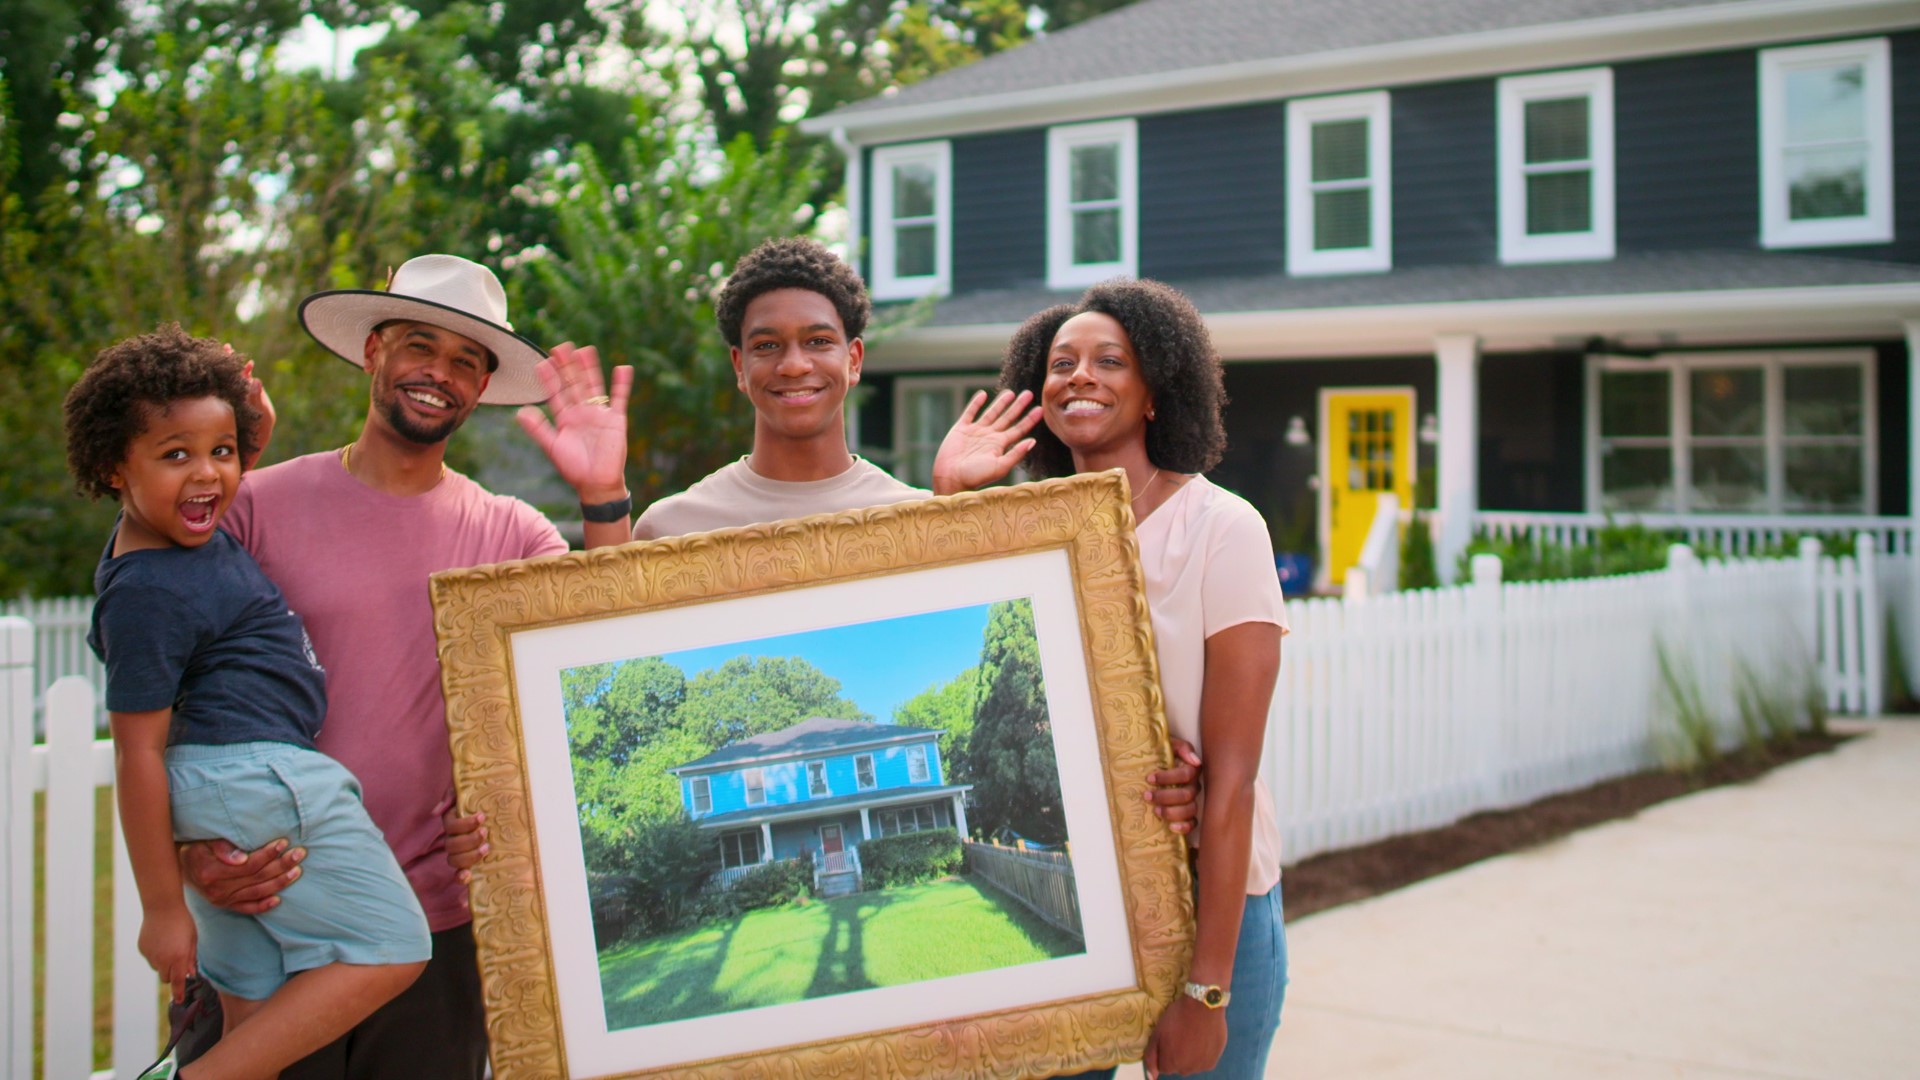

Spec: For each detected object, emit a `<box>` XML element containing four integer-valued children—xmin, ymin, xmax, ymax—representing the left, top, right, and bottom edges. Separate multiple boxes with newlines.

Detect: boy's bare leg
<box><xmin>179</xmin><ymin>961</ymin><xmax>425</xmax><ymax>1080</ymax></box>
<box><xmin>218</xmin><ymin>991</ymin><xmax>265</xmax><ymax>1035</ymax></box>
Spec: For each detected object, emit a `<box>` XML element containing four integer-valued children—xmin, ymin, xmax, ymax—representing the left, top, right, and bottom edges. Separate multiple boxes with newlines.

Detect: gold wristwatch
<box><xmin>1182</xmin><ymin>981</ymin><xmax>1230</xmax><ymax>1009</ymax></box>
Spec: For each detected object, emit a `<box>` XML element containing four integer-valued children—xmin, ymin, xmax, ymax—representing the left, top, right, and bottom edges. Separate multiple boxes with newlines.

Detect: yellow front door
<box><xmin>1324</xmin><ymin>390</ymin><xmax>1414</xmax><ymax>585</ymax></box>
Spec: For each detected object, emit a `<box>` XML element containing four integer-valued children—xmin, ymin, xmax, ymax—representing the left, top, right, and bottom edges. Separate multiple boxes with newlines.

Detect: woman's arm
<box><xmin>1145</xmin><ymin>620</ymin><xmax>1282</xmax><ymax>1079</ymax></box>
<box><xmin>110</xmin><ymin>708</ymin><xmax>198</xmax><ymax>1002</ymax></box>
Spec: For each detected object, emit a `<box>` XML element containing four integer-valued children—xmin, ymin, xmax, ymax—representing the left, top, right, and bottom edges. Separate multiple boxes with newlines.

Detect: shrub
<box><xmin>728</xmin><ymin>857</ymin><xmax>813</xmax><ymax>911</ymax></box>
<box><xmin>1399</xmin><ymin>512</ymin><xmax>1438</xmax><ymax>590</ymax></box>
<box><xmin>582</xmin><ymin>815</ymin><xmax>715</xmax><ymax>943</ymax></box>
<box><xmin>1454</xmin><ymin>522</ymin><xmax>1863</xmax><ymax>584</ymax></box>
<box><xmin>860</xmin><ymin>829</ymin><xmax>963</xmax><ymax>889</ymax></box>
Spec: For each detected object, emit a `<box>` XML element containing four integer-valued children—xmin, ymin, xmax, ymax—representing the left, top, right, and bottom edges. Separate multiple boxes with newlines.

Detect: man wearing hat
<box><xmin>179</xmin><ymin>254</ymin><xmax>630</xmax><ymax>1076</ymax></box>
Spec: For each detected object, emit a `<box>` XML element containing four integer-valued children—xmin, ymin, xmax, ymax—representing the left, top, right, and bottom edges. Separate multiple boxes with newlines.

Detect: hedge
<box><xmin>859</xmin><ymin>829</ymin><xmax>963</xmax><ymax>889</ymax></box>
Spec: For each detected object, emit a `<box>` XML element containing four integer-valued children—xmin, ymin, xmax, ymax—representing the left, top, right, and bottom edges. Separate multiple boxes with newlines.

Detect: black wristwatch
<box><xmin>580</xmin><ymin>492</ymin><xmax>633</xmax><ymax>523</ymax></box>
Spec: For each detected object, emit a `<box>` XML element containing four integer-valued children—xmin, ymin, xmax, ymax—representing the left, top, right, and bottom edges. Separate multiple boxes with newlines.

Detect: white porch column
<box><xmin>859</xmin><ymin>807</ymin><xmax>872</xmax><ymax>841</ymax></box>
<box><xmin>1436</xmin><ymin>333</ymin><xmax>1482</xmax><ymax>583</ymax></box>
<box><xmin>951</xmin><ymin>793</ymin><xmax>969</xmax><ymax>838</ymax></box>
<box><xmin>760</xmin><ymin>821</ymin><xmax>773</xmax><ymax>863</ymax></box>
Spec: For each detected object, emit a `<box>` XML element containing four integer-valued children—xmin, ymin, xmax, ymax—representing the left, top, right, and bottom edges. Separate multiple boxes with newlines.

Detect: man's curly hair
<box><xmin>64</xmin><ymin>324</ymin><xmax>262</xmax><ymax>501</ymax></box>
<box><xmin>998</xmin><ymin>278</ymin><xmax>1227</xmax><ymax>479</ymax></box>
<box><xmin>714</xmin><ymin>237</ymin><xmax>871</xmax><ymax>347</ymax></box>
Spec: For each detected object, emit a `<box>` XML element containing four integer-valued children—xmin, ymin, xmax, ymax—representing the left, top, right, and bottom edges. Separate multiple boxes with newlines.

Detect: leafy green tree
<box><xmin>512</xmin><ymin>120</ymin><xmax>822</xmax><ymax>512</ymax></box>
<box><xmin>965</xmin><ymin>599</ymin><xmax>1063</xmax><ymax>843</ymax></box>
<box><xmin>677</xmin><ymin>655</ymin><xmax>870</xmax><ymax>750</ymax></box>
<box><xmin>893</xmin><ymin>665</ymin><xmax>981</xmax><ymax>786</ymax></box>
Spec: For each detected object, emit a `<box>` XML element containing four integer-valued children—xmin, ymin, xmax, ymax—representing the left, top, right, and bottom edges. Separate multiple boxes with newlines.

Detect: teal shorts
<box><xmin>166</xmin><ymin>742</ymin><xmax>432</xmax><ymax>1001</ymax></box>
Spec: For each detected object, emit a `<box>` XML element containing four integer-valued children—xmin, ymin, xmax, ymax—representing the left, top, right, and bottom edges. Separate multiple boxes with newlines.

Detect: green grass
<box><xmin>596</xmin><ymin>876</ymin><xmax>1084</xmax><ymax>1030</ymax></box>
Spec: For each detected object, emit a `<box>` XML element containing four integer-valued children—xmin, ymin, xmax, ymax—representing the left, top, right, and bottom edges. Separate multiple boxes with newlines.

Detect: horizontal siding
<box><xmin>688</xmin><ymin>739</ymin><xmax>943</xmax><ymax>817</ymax></box>
<box><xmin>1138</xmin><ymin>103</ymin><xmax>1287</xmax><ymax>282</ymax></box>
<box><xmin>1478</xmin><ymin>352</ymin><xmax>1586</xmax><ymax>513</ymax></box>
<box><xmin>1391</xmin><ymin>79</ymin><xmax>1497</xmax><ymax>268</ymax></box>
<box><xmin>1615</xmin><ymin>48</ymin><xmax>1758</xmax><ymax>251</ymax></box>
<box><xmin>953</xmin><ymin>129</ymin><xmax>1048</xmax><ymax>291</ymax></box>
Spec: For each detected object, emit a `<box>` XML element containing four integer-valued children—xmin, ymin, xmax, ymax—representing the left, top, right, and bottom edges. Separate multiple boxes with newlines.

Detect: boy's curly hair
<box><xmin>64</xmin><ymin>324</ymin><xmax>262</xmax><ymax>500</ymax></box>
<box><xmin>998</xmin><ymin>278</ymin><xmax>1228</xmax><ymax>479</ymax></box>
<box><xmin>714</xmin><ymin>237</ymin><xmax>871</xmax><ymax>347</ymax></box>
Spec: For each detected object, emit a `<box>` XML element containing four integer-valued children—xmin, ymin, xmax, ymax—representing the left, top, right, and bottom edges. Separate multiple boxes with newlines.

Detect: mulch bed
<box><xmin>1281</xmin><ymin>732</ymin><xmax>1851</xmax><ymax>920</ymax></box>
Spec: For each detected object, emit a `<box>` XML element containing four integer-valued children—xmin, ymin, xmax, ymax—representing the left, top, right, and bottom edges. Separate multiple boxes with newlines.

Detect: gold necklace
<box><xmin>340</xmin><ymin>443</ymin><xmax>446</xmax><ymax>480</ymax></box>
<box><xmin>1130</xmin><ymin>468</ymin><xmax>1162</xmax><ymax>505</ymax></box>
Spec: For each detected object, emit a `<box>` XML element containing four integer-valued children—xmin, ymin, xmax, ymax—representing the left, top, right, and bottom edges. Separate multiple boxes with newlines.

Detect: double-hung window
<box><xmin>1590</xmin><ymin>351</ymin><xmax>1872</xmax><ymax>515</ymax></box>
<box><xmin>806</xmin><ymin>760</ymin><xmax>829</xmax><ymax>798</ymax></box>
<box><xmin>1047</xmin><ymin>119</ymin><xmax>1137</xmax><ymax>288</ymax></box>
<box><xmin>1286</xmin><ymin>91</ymin><xmax>1392</xmax><ymax>275</ymax></box>
<box><xmin>1759</xmin><ymin>38</ymin><xmax>1892</xmax><ymax>248</ymax></box>
<box><xmin>689</xmin><ymin>776</ymin><xmax>712</xmax><ymax>816</ymax></box>
<box><xmin>906</xmin><ymin>745</ymin><xmax>931</xmax><ymax>783</ymax></box>
<box><xmin>743</xmin><ymin>767</ymin><xmax>765</xmax><ymax>806</ymax></box>
<box><xmin>1498</xmin><ymin>68</ymin><xmax>1614</xmax><ymax>263</ymax></box>
<box><xmin>892</xmin><ymin>376</ymin><xmax>1001</xmax><ymax>488</ymax></box>
<box><xmin>719</xmin><ymin>830</ymin><xmax>761</xmax><ymax>869</ymax></box>
<box><xmin>871</xmin><ymin>141</ymin><xmax>952</xmax><ymax>300</ymax></box>
<box><xmin>854</xmin><ymin>754</ymin><xmax>876</xmax><ymax>791</ymax></box>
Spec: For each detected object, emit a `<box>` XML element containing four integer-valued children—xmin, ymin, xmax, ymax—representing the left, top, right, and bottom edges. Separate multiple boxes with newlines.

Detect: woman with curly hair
<box><xmin>1000</xmin><ymin>279</ymin><xmax>1289</xmax><ymax>1079</ymax></box>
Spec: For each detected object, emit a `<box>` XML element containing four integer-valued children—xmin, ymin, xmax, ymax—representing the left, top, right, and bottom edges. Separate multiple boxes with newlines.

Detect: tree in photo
<box><xmin>966</xmin><ymin>599</ymin><xmax>1064</xmax><ymax>844</ymax></box>
<box><xmin>676</xmin><ymin>654</ymin><xmax>872</xmax><ymax>750</ymax></box>
<box><xmin>894</xmin><ymin>665</ymin><xmax>982</xmax><ymax>788</ymax></box>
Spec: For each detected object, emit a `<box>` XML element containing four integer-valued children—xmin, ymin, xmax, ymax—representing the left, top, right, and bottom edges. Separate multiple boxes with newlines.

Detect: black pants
<box><xmin>177</xmin><ymin>924</ymin><xmax>488</xmax><ymax>1079</ymax></box>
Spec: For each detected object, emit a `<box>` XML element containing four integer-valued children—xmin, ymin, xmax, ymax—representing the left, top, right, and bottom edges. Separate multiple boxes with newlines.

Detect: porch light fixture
<box><xmin>1419</xmin><ymin>412</ymin><xmax>1439</xmax><ymax>445</ymax></box>
<box><xmin>1284</xmin><ymin>415</ymin><xmax>1311</xmax><ymax>447</ymax></box>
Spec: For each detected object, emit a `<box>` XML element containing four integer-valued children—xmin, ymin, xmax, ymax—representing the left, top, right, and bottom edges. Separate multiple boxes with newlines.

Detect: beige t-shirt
<box><xmin>632</xmin><ymin>456</ymin><xmax>927</xmax><ymax>539</ymax></box>
<box><xmin>1135</xmin><ymin>475</ymin><xmax>1290</xmax><ymax>895</ymax></box>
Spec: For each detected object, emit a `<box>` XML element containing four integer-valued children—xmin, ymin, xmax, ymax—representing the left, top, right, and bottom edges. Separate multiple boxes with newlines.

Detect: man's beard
<box><xmin>379</xmin><ymin>385</ymin><xmax>463</xmax><ymax>445</ymax></box>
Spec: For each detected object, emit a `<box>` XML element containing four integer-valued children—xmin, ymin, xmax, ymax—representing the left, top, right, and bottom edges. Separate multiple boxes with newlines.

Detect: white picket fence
<box><xmin>0</xmin><ymin>537</ymin><xmax>1886</xmax><ymax>1073</ymax></box>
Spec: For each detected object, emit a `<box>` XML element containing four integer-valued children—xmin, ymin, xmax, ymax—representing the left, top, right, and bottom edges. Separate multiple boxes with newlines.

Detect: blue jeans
<box><xmin>1060</xmin><ymin>883</ymin><xmax>1288</xmax><ymax>1079</ymax></box>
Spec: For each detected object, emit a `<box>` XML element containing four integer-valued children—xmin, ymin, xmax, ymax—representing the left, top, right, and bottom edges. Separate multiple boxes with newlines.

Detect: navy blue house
<box><xmin>669</xmin><ymin>716</ymin><xmax>971</xmax><ymax>892</ymax></box>
<box><xmin>803</xmin><ymin>0</ymin><xmax>1920</xmax><ymax>586</ymax></box>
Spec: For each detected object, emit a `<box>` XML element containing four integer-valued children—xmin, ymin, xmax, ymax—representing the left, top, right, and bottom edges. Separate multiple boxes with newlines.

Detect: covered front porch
<box><xmin>699</xmin><ymin>785</ymin><xmax>972</xmax><ymax>895</ymax></box>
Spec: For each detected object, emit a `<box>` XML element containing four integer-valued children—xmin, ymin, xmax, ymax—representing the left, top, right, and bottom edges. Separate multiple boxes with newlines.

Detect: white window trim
<box><xmin>743</xmin><ymin>767</ymin><xmax>766</xmax><ymax>806</ymax></box>
<box><xmin>805</xmin><ymin>760</ymin><xmax>829</xmax><ymax>798</ymax></box>
<box><xmin>1498</xmin><ymin>67</ymin><xmax>1615</xmax><ymax>264</ymax></box>
<box><xmin>1758</xmin><ymin>38</ymin><xmax>1893</xmax><ymax>250</ymax></box>
<box><xmin>870</xmin><ymin>140</ymin><xmax>952</xmax><ymax>301</ymax></box>
<box><xmin>690</xmin><ymin>776</ymin><xmax>711</xmax><ymax>816</ymax></box>
<box><xmin>1047</xmin><ymin>119</ymin><xmax>1138</xmax><ymax>289</ymax></box>
<box><xmin>891</xmin><ymin>374</ymin><xmax>998</xmax><ymax>488</ymax></box>
<box><xmin>1286</xmin><ymin>91</ymin><xmax>1393</xmax><ymax>275</ymax></box>
<box><xmin>1584</xmin><ymin>349</ymin><xmax>1877</xmax><ymax>516</ymax></box>
<box><xmin>907</xmin><ymin>744</ymin><xmax>930</xmax><ymax>783</ymax></box>
<box><xmin>854</xmin><ymin>753</ymin><xmax>876</xmax><ymax>791</ymax></box>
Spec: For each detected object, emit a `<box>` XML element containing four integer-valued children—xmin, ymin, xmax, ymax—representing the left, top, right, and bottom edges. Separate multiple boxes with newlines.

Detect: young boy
<box><xmin>65</xmin><ymin>326</ymin><xmax>429</xmax><ymax>1079</ymax></box>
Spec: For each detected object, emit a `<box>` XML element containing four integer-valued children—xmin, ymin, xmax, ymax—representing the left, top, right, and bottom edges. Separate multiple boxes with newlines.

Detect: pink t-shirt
<box><xmin>1135</xmin><ymin>475</ymin><xmax>1290</xmax><ymax>895</ymax></box>
<box><xmin>223</xmin><ymin>451</ymin><xmax>566</xmax><ymax>931</ymax></box>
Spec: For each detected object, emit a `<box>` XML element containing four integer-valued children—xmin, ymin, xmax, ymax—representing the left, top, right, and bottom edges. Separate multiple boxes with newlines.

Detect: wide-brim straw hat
<box><xmin>297</xmin><ymin>254</ymin><xmax>547</xmax><ymax>405</ymax></box>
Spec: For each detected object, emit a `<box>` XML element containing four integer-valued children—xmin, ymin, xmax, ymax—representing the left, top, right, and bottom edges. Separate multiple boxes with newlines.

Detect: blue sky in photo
<box><xmin>656</xmin><ymin>602</ymin><xmax>1000</xmax><ymax>721</ymax></box>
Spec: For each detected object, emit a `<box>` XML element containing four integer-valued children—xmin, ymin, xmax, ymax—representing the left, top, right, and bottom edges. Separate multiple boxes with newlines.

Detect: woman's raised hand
<box><xmin>929</xmin><ymin>389</ymin><xmax>1043</xmax><ymax>495</ymax></box>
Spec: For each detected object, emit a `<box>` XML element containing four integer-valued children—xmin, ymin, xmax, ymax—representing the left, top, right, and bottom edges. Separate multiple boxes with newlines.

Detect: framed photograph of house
<box><xmin>429</xmin><ymin>471</ymin><xmax>1192</xmax><ymax>1079</ymax></box>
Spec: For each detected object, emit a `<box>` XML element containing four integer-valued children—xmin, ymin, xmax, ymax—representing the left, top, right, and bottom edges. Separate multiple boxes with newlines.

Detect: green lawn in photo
<box><xmin>597</xmin><ymin>876</ymin><xmax>1084</xmax><ymax>1030</ymax></box>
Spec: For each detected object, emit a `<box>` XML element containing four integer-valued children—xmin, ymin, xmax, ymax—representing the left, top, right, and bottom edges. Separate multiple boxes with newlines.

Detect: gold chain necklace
<box><xmin>1130</xmin><ymin>468</ymin><xmax>1162</xmax><ymax>505</ymax></box>
<box><xmin>340</xmin><ymin>443</ymin><xmax>446</xmax><ymax>480</ymax></box>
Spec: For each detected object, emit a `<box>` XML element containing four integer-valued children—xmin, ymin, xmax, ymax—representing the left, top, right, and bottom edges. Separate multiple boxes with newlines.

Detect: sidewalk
<box><xmin>1263</xmin><ymin>719</ymin><xmax>1920</xmax><ymax>1078</ymax></box>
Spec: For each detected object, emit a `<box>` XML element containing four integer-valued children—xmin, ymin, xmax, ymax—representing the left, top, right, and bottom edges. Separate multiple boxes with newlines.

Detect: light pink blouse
<box><xmin>1134</xmin><ymin>475</ymin><xmax>1289</xmax><ymax>895</ymax></box>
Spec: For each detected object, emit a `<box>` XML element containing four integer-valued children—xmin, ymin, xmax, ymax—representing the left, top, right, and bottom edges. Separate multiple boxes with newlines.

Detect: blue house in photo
<box><xmin>669</xmin><ymin>716</ymin><xmax>972</xmax><ymax>895</ymax></box>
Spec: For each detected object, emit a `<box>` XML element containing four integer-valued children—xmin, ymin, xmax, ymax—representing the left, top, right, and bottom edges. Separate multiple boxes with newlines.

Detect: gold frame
<box><xmin>430</xmin><ymin>471</ymin><xmax>1192</xmax><ymax>1079</ymax></box>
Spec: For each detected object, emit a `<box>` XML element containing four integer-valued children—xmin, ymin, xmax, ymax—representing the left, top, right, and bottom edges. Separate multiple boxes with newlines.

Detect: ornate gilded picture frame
<box><xmin>429</xmin><ymin>471</ymin><xmax>1192</xmax><ymax>1079</ymax></box>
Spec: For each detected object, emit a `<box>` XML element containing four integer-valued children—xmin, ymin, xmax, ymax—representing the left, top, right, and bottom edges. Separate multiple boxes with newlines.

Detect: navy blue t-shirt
<box><xmin>87</xmin><ymin>525</ymin><xmax>327</xmax><ymax>748</ymax></box>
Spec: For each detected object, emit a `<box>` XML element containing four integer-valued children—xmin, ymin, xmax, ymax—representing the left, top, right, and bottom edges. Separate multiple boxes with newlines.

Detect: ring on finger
<box><xmin>583</xmin><ymin>395</ymin><xmax>611</xmax><ymax>407</ymax></box>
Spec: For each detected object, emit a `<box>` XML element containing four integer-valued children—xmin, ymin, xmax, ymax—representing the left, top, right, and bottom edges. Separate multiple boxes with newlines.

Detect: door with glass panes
<box><xmin>1322</xmin><ymin>389</ymin><xmax>1415</xmax><ymax>586</ymax></box>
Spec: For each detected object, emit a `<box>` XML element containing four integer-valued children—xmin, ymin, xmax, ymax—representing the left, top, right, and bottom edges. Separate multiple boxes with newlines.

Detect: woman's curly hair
<box><xmin>64</xmin><ymin>324</ymin><xmax>262</xmax><ymax>501</ymax></box>
<box><xmin>714</xmin><ymin>237</ymin><xmax>871</xmax><ymax>347</ymax></box>
<box><xmin>998</xmin><ymin>278</ymin><xmax>1227</xmax><ymax>479</ymax></box>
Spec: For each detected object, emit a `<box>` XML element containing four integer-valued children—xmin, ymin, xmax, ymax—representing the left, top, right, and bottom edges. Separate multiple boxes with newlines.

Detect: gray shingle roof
<box><xmin>905</xmin><ymin>252</ymin><xmax>1920</xmax><ymax>329</ymax></box>
<box><xmin>671</xmin><ymin>716</ymin><xmax>941</xmax><ymax>774</ymax></box>
<box><xmin>821</xmin><ymin>0</ymin><xmax>1753</xmax><ymax>119</ymax></box>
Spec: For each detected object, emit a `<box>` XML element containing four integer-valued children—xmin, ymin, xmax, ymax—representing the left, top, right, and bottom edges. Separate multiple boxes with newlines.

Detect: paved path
<box><xmin>1260</xmin><ymin>719</ymin><xmax>1920</xmax><ymax>1079</ymax></box>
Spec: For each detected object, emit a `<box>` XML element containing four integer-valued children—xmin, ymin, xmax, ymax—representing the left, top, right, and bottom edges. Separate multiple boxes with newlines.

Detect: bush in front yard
<box><xmin>861</xmin><ymin>829</ymin><xmax>963</xmax><ymax>889</ymax></box>
<box><xmin>729</xmin><ymin>857</ymin><xmax>813</xmax><ymax>911</ymax></box>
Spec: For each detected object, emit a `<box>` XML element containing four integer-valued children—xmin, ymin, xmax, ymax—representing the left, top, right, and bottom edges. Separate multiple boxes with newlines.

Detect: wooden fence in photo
<box><xmin>962</xmin><ymin>840</ymin><xmax>1082</xmax><ymax>939</ymax></box>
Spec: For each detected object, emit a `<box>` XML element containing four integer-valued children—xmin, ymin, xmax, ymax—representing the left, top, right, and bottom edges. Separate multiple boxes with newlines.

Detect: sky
<box><xmin>657</xmin><ymin>603</ymin><xmax>995</xmax><ymax>722</ymax></box>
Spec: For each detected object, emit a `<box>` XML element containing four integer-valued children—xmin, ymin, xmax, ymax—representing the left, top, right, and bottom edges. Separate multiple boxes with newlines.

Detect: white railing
<box><xmin>1474</xmin><ymin>510</ymin><xmax>1916</xmax><ymax>557</ymax></box>
<box><xmin>3</xmin><ymin>618</ymin><xmax>161</xmax><ymax>1079</ymax></box>
<box><xmin>1269</xmin><ymin>543</ymin><xmax>1836</xmax><ymax>863</ymax></box>
<box><xmin>0</xmin><ymin>539</ymin><xmax>1885</xmax><ymax>1067</ymax></box>
<box><xmin>1343</xmin><ymin>492</ymin><xmax>1401</xmax><ymax>600</ymax></box>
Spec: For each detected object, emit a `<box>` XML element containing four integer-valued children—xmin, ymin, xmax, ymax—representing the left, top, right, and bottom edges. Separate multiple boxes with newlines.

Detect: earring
<box><xmin>1146</xmin><ymin>408</ymin><xmax>1156</xmax><ymax>421</ymax></box>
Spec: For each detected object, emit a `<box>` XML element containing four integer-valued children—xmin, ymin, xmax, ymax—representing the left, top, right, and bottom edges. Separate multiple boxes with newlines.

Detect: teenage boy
<box><xmin>178</xmin><ymin>255</ymin><xmax>632</xmax><ymax>1077</ymax></box>
<box><xmin>520</xmin><ymin>237</ymin><xmax>1203</xmax><ymax>829</ymax></box>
